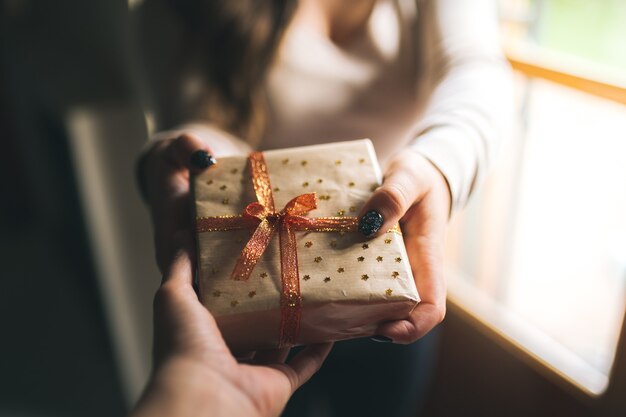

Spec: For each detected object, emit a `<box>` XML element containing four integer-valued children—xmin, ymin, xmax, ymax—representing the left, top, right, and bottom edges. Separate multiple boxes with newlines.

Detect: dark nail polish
<box><xmin>371</xmin><ymin>335</ymin><xmax>393</xmax><ymax>343</ymax></box>
<box><xmin>190</xmin><ymin>150</ymin><xmax>216</xmax><ymax>169</ymax></box>
<box><xmin>358</xmin><ymin>210</ymin><xmax>384</xmax><ymax>237</ymax></box>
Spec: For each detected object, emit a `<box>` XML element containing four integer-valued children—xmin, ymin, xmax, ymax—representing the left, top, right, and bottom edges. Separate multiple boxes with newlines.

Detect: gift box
<box><xmin>193</xmin><ymin>139</ymin><xmax>419</xmax><ymax>351</ymax></box>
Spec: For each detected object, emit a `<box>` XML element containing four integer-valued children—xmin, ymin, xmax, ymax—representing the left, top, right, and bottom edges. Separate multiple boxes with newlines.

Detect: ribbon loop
<box><xmin>233</xmin><ymin>193</ymin><xmax>318</xmax><ymax>282</ymax></box>
<box><xmin>282</xmin><ymin>193</ymin><xmax>318</xmax><ymax>216</ymax></box>
<box><xmin>244</xmin><ymin>202</ymin><xmax>270</xmax><ymax>220</ymax></box>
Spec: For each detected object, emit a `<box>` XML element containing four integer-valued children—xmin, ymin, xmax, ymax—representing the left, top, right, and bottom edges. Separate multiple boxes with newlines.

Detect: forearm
<box><xmin>410</xmin><ymin>0</ymin><xmax>514</xmax><ymax>212</ymax></box>
<box><xmin>410</xmin><ymin>58</ymin><xmax>513</xmax><ymax>212</ymax></box>
<box><xmin>148</xmin><ymin>122</ymin><xmax>253</xmax><ymax>157</ymax></box>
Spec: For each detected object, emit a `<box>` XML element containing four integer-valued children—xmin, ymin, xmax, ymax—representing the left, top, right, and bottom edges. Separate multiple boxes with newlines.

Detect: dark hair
<box><xmin>169</xmin><ymin>0</ymin><xmax>297</xmax><ymax>141</ymax></box>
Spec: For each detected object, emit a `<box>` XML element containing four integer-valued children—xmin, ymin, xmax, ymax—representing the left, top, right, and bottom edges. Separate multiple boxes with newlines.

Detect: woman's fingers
<box><xmin>137</xmin><ymin>133</ymin><xmax>211</xmax><ymax>202</ymax></box>
<box><xmin>165</xmin><ymin>132</ymin><xmax>216</xmax><ymax>173</ymax></box>
<box><xmin>357</xmin><ymin>157</ymin><xmax>428</xmax><ymax>238</ymax></box>
<box><xmin>145</xmin><ymin>133</ymin><xmax>215</xmax><ymax>271</ymax></box>
<box><xmin>374</xmin><ymin>240</ymin><xmax>447</xmax><ymax>344</ymax></box>
<box><xmin>365</xmin><ymin>153</ymin><xmax>451</xmax><ymax>343</ymax></box>
<box><xmin>374</xmin><ymin>191</ymin><xmax>448</xmax><ymax>344</ymax></box>
<box><xmin>142</xmin><ymin>133</ymin><xmax>216</xmax><ymax>208</ymax></box>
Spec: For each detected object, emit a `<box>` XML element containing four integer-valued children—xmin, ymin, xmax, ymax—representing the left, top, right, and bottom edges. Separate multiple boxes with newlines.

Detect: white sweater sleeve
<box><xmin>409</xmin><ymin>0</ymin><xmax>514</xmax><ymax>212</ymax></box>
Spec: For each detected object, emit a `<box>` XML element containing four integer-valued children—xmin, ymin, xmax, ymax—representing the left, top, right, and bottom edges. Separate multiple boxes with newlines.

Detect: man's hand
<box><xmin>132</xmin><ymin>234</ymin><xmax>332</xmax><ymax>417</ymax></box>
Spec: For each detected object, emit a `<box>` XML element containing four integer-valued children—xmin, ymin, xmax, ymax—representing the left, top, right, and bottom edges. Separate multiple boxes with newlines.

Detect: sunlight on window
<box><xmin>507</xmin><ymin>79</ymin><xmax>626</xmax><ymax>377</ymax></box>
<box><xmin>446</xmin><ymin>0</ymin><xmax>626</xmax><ymax>395</ymax></box>
<box><xmin>446</xmin><ymin>75</ymin><xmax>626</xmax><ymax>395</ymax></box>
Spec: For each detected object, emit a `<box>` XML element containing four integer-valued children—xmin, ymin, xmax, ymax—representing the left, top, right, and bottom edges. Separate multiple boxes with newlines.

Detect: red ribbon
<box><xmin>197</xmin><ymin>152</ymin><xmax>359</xmax><ymax>347</ymax></box>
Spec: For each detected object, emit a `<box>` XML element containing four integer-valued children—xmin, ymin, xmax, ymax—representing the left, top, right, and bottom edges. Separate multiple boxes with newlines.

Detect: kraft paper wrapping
<box><xmin>193</xmin><ymin>139</ymin><xmax>419</xmax><ymax>350</ymax></box>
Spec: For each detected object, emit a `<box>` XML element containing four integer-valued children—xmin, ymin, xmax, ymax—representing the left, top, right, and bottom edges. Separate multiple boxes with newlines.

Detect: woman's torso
<box><xmin>261</xmin><ymin>0</ymin><xmax>424</xmax><ymax>164</ymax></box>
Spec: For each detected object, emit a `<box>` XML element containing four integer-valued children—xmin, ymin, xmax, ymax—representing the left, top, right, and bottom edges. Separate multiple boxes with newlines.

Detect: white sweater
<box><xmin>135</xmin><ymin>0</ymin><xmax>513</xmax><ymax>212</ymax></box>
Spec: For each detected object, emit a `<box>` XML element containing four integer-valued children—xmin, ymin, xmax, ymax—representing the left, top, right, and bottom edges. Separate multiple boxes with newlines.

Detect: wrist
<box><xmin>171</xmin><ymin>122</ymin><xmax>252</xmax><ymax>157</ymax></box>
<box><xmin>421</xmin><ymin>155</ymin><xmax>453</xmax><ymax>218</ymax></box>
<box><xmin>132</xmin><ymin>358</ymin><xmax>220</xmax><ymax>417</ymax></box>
<box><xmin>402</xmin><ymin>149</ymin><xmax>452</xmax><ymax>218</ymax></box>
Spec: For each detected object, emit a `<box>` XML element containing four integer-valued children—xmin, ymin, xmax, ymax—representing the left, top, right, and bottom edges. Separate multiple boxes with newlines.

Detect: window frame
<box><xmin>446</xmin><ymin>42</ymin><xmax>626</xmax><ymax>408</ymax></box>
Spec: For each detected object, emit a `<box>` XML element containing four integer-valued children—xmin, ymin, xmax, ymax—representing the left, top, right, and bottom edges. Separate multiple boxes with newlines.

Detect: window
<box><xmin>446</xmin><ymin>0</ymin><xmax>626</xmax><ymax>396</ymax></box>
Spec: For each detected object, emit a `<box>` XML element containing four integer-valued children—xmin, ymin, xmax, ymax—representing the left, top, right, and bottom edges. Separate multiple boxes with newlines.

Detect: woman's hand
<box><xmin>132</xmin><ymin>235</ymin><xmax>333</xmax><ymax>417</ymax></box>
<box><xmin>137</xmin><ymin>127</ymin><xmax>251</xmax><ymax>272</ymax></box>
<box><xmin>358</xmin><ymin>150</ymin><xmax>451</xmax><ymax>343</ymax></box>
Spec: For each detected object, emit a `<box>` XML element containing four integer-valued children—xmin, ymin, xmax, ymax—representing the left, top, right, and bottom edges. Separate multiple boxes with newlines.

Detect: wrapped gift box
<box><xmin>193</xmin><ymin>139</ymin><xmax>419</xmax><ymax>351</ymax></box>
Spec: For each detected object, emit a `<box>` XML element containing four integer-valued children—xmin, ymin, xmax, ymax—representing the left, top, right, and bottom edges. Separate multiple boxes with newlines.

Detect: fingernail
<box><xmin>371</xmin><ymin>335</ymin><xmax>393</xmax><ymax>343</ymax></box>
<box><xmin>358</xmin><ymin>210</ymin><xmax>384</xmax><ymax>237</ymax></box>
<box><xmin>190</xmin><ymin>150</ymin><xmax>216</xmax><ymax>170</ymax></box>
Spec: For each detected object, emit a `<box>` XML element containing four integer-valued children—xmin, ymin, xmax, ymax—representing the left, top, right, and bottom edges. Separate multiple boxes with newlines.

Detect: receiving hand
<box><xmin>131</xmin><ymin>235</ymin><xmax>333</xmax><ymax>417</ymax></box>
<box><xmin>358</xmin><ymin>150</ymin><xmax>451</xmax><ymax>343</ymax></box>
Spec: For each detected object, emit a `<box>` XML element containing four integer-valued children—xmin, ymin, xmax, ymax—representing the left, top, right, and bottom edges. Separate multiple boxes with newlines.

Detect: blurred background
<box><xmin>1</xmin><ymin>0</ymin><xmax>625</xmax><ymax>416</ymax></box>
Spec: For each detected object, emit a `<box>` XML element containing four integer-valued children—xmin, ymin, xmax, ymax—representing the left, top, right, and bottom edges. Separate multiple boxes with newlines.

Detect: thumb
<box><xmin>358</xmin><ymin>164</ymin><xmax>424</xmax><ymax>238</ymax></box>
<box><xmin>161</xmin><ymin>230</ymin><xmax>196</xmax><ymax>287</ymax></box>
